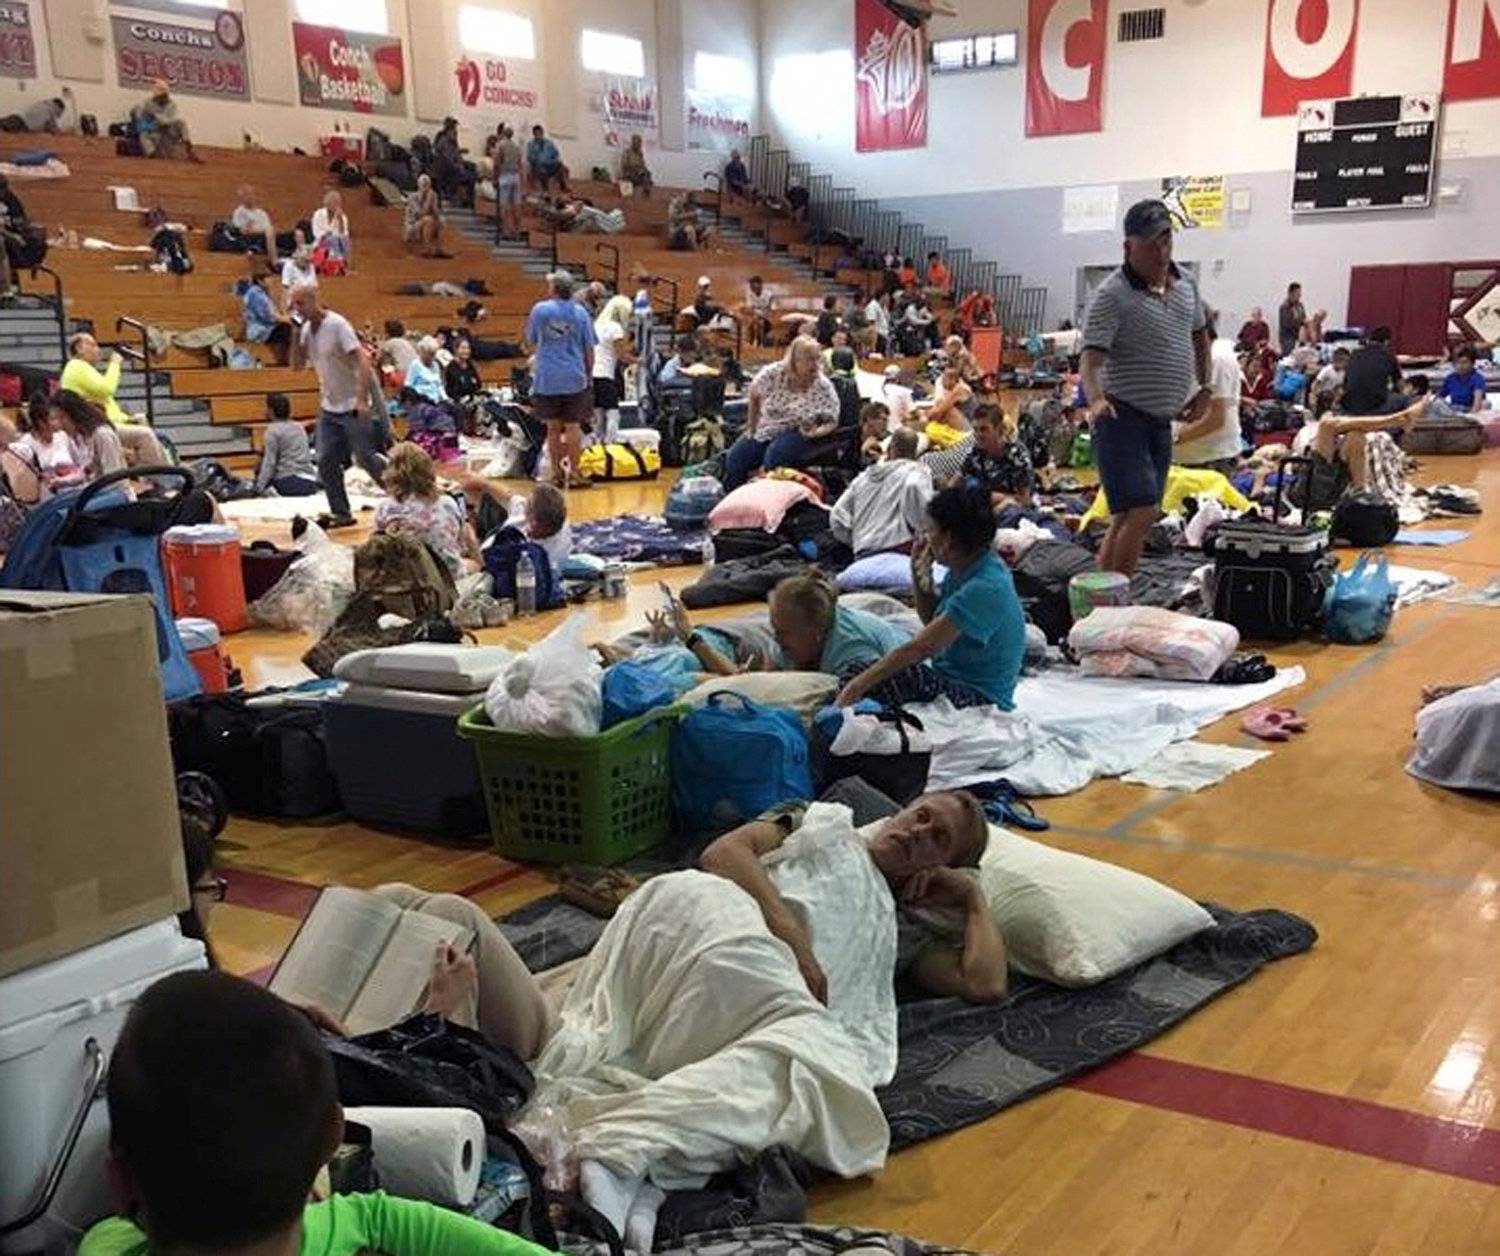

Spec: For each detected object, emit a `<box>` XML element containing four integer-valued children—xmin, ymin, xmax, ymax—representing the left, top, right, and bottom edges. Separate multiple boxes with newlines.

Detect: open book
<box><xmin>269</xmin><ymin>887</ymin><xmax>474</xmax><ymax>1037</ymax></box>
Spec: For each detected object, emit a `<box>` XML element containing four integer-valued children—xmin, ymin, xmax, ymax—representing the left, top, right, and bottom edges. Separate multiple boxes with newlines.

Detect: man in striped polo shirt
<box><xmin>1081</xmin><ymin>199</ymin><xmax>1212</xmax><ymax>575</ymax></box>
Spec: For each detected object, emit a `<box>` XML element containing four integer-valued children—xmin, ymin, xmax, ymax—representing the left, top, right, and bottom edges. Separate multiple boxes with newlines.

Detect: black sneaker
<box><xmin>323</xmin><ymin>513</ymin><xmax>358</xmax><ymax>529</ymax></box>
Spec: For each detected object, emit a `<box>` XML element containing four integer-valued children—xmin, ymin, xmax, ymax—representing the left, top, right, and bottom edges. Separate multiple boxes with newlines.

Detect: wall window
<box><xmin>694</xmin><ymin>51</ymin><xmax>753</xmax><ymax>100</ymax></box>
<box><xmin>459</xmin><ymin>6</ymin><xmax>535</xmax><ymax>59</ymax></box>
<box><xmin>581</xmin><ymin>29</ymin><xmax>644</xmax><ymax>77</ymax></box>
<box><xmin>296</xmin><ymin>0</ymin><xmax>387</xmax><ymax>34</ymax></box>
<box><xmin>929</xmin><ymin>31</ymin><xmax>1018</xmax><ymax>74</ymax></box>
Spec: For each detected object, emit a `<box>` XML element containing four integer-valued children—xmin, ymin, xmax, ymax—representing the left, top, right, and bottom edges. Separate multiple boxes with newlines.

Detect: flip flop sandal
<box><xmin>557</xmin><ymin>866</ymin><xmax>641</xmax><ymax>918</ymax></box>
<box><xmin>1241</xmin><ymin>706</ymin><xmax>1306</xmax><ymax>740</ymax></box>
<box><xmin>977</xmin><ymin>781</ymin><xmax>1050</xmax><ymax>832</ymax></box>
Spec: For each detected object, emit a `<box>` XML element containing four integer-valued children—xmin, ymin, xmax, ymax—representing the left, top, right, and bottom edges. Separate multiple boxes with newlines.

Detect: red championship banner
<box><xmin>293</xmin><ymin>22</ymin><xmax>405</xmax><ymax>117</ymax></box>
<box><xmin>1261</xmin><ymin>0</ymin><xmax>1359</xmax><ymax>117</ymax></box>
<box><xmin>1025</xmin><ymin>0</ymin><xmax>1107</xmax><ymax>137</ymax></box>
<box><xmin>854</xmin><ymin>0</ymin><xmax>928</xmax><ymax>153</ymax></box>
<box><xmin>1445</xmin><ymin>0</ymin><xmax>1500</xmax><ymax>102</ymax></box>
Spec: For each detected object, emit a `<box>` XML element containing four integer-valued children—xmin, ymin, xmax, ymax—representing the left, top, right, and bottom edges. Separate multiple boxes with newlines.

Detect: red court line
<box><xmin>1071</xmin><ymin>1054</ymin><xmax>1500</xmax><ymax>1186</ymax></box>
<box><xmin>221</xmin><ymin>864</ymin><xmax>1500</xmax><ymax>1184</ymax></box>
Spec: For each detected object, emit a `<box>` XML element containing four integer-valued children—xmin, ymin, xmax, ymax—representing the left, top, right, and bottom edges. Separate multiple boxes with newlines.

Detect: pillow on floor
<box><xmin>684</xmin><ymin>671</ymin><xmax>838</xmax><ymax>723</ymax></box>
<box><xmin>836</xmin><ymin>552</ymin><xmax>948</xmax><ymax>593</ymax></box>
<box><xmin>977</xmin><ymin>825</ymin><xmax>1215</xmax><ymax>986</ymax></box>
<box><xmin>708</xmin><ymin>479</ymin><xmax>818</xmax><ymax>534</ymax></box>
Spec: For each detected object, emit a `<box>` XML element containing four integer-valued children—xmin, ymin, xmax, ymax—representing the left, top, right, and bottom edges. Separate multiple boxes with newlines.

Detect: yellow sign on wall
<box><xmin>1161</xmin><ymin>175</ymin><xmax>1226</xmax><ymax>229</ymax></box>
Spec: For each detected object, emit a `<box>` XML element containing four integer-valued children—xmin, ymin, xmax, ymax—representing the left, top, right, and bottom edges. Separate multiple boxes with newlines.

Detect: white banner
<box><xmin>453</xmin><ymin>51</ymin><xmax>543</xmax><ymax>135</ymax></box>
<box><xmin>685</xmin><ymin>88</ymin><xmax>751</xmax><ymax>153</ymax></box>
<box><xmin>600</xmin><ymin>75</ymin><xmax>657</xmax><ymax>147</ymax></box>
<box><xmin>1061</xmin><ymin>183</ymin><xmax>1118</xmax><ymax>234</ymax></box>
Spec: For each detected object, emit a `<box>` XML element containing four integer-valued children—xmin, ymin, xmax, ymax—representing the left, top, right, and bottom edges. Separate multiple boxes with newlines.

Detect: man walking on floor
<box><xmin>289</xmin><ymin>283</ymin><xmax>385</xmax><ymax>527</ymax></box>
<box><xmin>524</xmin><ymin>270</ymin><xmax>597</xmax><ymax>490</ymax></box>
<box><xmin>1080</xmin><ymin>198</ymin><xmax>1211</xmax><ymax>576</ymax></box>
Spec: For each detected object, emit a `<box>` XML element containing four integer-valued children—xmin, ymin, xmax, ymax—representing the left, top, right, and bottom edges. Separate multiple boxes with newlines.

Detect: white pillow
<box><xmin>334</xmin><ymin>643</ymin><xmax>515</xmax><ymax>694</ymax></box>
<box><xmin>683</xmin><ymin>671</ymin><xmax>837</xmax><ymax>723</ymax></box>
<box><xmin>978</xmin><ymin>824</ymin><xmax>1214</xmax><ymax>986</ymax></box>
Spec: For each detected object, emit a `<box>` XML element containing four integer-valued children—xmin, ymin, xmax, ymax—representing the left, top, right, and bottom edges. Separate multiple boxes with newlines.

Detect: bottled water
<box><xmin>515</xmin><ymin>551</ymin><xmax>537</xmax><ymax>616</ymax></box>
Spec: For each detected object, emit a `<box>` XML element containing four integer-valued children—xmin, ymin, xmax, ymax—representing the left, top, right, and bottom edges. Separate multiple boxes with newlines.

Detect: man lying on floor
<box><xmin>514</xmin><ymin>790</ymin><xmax>1006</xmax><ymax>1247</ymax></box>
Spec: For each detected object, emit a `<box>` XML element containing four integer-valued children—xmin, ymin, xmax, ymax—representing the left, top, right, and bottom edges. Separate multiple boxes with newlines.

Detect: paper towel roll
<box><xmin>343</xmin><ymin>1106</ymin><xmax>485</xmax><ymax>1207</ymax></box>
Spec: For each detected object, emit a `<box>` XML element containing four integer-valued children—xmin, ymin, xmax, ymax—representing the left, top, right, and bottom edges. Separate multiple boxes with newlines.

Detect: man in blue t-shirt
<box><xmin>525</xmin><ymin>125</ymin><xmax>569</xmax><ymax>192</ymax></box>
<box><xmin>524</xmin><ymin>270</ymin><xmax>597</xmax><ymax>489</ymax></box>
<box><xmin>1435</xmin><ymin>346</ymin><xmax>1487</xmax><ymax>416</ymax></box>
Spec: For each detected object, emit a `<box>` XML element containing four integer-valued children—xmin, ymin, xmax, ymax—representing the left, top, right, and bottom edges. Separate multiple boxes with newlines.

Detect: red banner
<box><xmin>1445</xmin><ymin>0</ymin><xmax>1500</xmax><ymax>101</ymax></box>
<box><xmin>1025</xmin><ymin>0</ymin><xmax>1107</xmax><ymax>138</ymax></box>
<box><xmin>292</xmin><ymin>22</ymin><xmax>406</xmax><ymax>117</ymax></box>
<box><xmin>854</xmin><ymin>0</ymin><xmax>928</xmax><ymax>153</ymax></box>
<box><xmin>1261</xmin><ymin>0</ymin><xmax>1359</xmax><ymax>117</ymax></box>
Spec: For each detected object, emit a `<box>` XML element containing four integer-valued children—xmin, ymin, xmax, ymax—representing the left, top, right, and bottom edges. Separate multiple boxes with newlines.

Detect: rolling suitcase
<box><xmin>1204</xmin><ymin>457</ymin><xmax>1332</xmax><ymax>641</ymax></box>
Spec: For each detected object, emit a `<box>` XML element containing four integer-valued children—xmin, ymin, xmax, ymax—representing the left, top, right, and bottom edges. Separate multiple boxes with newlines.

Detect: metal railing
<box><xmin>1015</xmin><ymin>287</ymin><xmax>1048</xmax><ymax>337</ymax></box>
<box><xmin>594</xmin><ymin>242</ymin><xmax>621</xmax><ymax>290</ymax></box>
<box><xmin>26</xmin><ymin>265</ymin><xmax>68</xmax><ymax>363</ymax></box>
<box><xmin>648</xmin><ymin>275</ymin><xmax>680</xmax><ymax>325</ymax></box>
<box><xmin>115</xmin><ymin>317</ymin><xmax>157</xmax><ymax>425</ymax></box>
<box><xmin>996</xmin><ymin>274</ymin><xmax>1023</xmax><ymax>331</ymax></box>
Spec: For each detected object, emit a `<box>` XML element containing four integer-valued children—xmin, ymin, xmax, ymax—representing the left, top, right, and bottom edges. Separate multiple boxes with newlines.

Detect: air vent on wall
<box><xmin>1118</xmin><ymin>8</ymin><xmax>1166</xmax><ymax>42</ymax></box>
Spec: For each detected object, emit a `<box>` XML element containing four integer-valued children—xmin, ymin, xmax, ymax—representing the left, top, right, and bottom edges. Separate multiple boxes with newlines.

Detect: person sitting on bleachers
<box><xmin>814</xmin><ymin>295</ymin><xmax>842</xmax><ymax>348</ymax></box>
<box><xmin>924</xmin><ymin>252</ymin><xmax>952</xmax><ymax>301</ymax></box>
<box><xmin>310</xmin><ymin>189</ymin><xmax>351</xmax><ymax>267</ymax></box>
<box><xmin>433</xmin><ymin>117</ymin><xmax>476</xmax><ymax>207</ymax></box>
<box><xmin>667</xmin><ymin>193</ymin><xmax>706</xmax><ymax>250</ymax></box>
<box><xmin>231</xmin><ymin>184</ymin><xmax>279</xmax><ymax>264</ymax></box>
<box><xmin>403</xmin><ymin>174</ymin><xmax>449</xmax><ymax>259</ymax></box>
<box><xmin>239</xmin><ymin>267</ymin><xmax>291</xmax><ymax>366</ymax></box>
<box><xmin>58</xmin><ymin>332</ymin><xmax>169</xmax><ymax>464</ymax></box>
<box><xmin>253</xmin><ymin>393</ymin><xmax>319</xmax><ymax>497</ymax></box>
<box><xmin>745</xmin><ymin>275</ymin><xmax>775</xmax><ymax>347</ymax></box>
<box><xmin>376</xmin><ymin>442</ymin><xmax>477</xmax><ymax>577</ymax></box>
<box><xmin>403</xmin><ymin>337</ymin><xmax>451</xmax><ymax>407</ymax></box>
<box><xmin>724</xmin><ymin>148</ymin><xmax>752</xmax><ymax>200</ymax></box>
<box><xmin>901</xmin><ymin>294</ymin><xmax>940</xmax><ymax>352</ymax></box>
<box><xmin>536</xmin><ymin>195</ymin><xmax>626</xmax><ymax>234</ymax></box>
<box><xmin>526</xmin><ymin>124</ymin><xmax>570</xmax><ymax>192</ymax></box>
<box><xmin>48</xmin><ymin>391</ymin><xmax>129</xmax><ymax>482</ymax></box>
<box><xmin>279</xmin><ymin>241</ymin><xmax>318</xmax><ymax>294</ymax></box>
<box><xmin>444</xmin><ymin>336</ymin><xmax>484</xmax><ymax>410</ymax></box>
<box><xmin>620</xmin><ymin>133</ymin><xmax>653</xmax><ymax>196</ymax></box>
<box><xmin>1</xmin><ymin>392</ymin><xmax>83</xmax><ymax>506</ymax></box>
<box><xmin>133</xmin><ymin>78</ymin><xmax>200</xmax><ymax>162</ymax></box>
<box><xmin>379</xmin><ymin>318</ymin><xmax>419</xmax><ymax>383</ymax></box>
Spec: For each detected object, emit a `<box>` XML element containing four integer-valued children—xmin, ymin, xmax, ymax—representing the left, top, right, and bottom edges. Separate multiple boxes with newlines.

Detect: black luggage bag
<box><xmin>1204</xmin><ymin>456</ymin><xmax>1332</xmax><ymax>641</ymax></box>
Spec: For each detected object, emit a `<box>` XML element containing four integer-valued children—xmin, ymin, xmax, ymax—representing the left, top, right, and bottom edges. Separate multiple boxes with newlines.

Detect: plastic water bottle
<box><xmin>700</xmin><ymin>534</ymin><xmax>716</xmax><ymax>568</ymax></box>
<box><xmin>515</xmin><ymin>552</ymin><xmax>537</xmax><ymax>616</ymax></box>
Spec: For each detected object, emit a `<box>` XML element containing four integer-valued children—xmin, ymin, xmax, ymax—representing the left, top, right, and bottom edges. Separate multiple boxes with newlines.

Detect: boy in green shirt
<box><xmin>83</xmin><ymin>970</ymin><xmax>554</xmax><ymax>1256</ymax></box>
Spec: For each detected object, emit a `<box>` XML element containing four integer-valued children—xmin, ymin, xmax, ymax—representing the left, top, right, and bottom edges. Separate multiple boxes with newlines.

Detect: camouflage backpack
<box><xmin>353</xmin><ymin>532</ymin><xmax>456</xmax><ymax>623</ymax></box>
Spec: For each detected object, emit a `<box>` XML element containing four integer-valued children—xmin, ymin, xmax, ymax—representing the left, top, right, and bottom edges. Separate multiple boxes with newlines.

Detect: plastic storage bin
<box><xmin>163</xmin><ymin>525</ymin><xmax>248</xmax><ymax>633</ymax></box>
<box><xmin>0</xmin><ymin>921</ymin><xmax>205</xmax><ymax>1256</ymax></box>
<box><xmin>458</xmin><ymin>704</ymin><xmax>681</xmax><ymax>865</ymax></box>
<box><xmin>323</xmin><ymin>687</ymin><xmax>488</xmax><ymax>839</ymax></box>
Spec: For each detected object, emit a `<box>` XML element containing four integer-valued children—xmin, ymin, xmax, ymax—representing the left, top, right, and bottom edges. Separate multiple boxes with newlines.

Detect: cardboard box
<box><xmin>0</xmin><ymin>592</ymin><xmax>188</xmax><ymax>979</ymax></box>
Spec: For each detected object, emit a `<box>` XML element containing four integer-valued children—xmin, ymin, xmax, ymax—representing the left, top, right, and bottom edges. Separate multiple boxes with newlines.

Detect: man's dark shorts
<box><xmin>533</xmin><ymin>387</ymin><xmax>593</xmax><ymax>424</ymax></box>
<box><xmin>1093</xmin><ymin>397</ymin><xmax>1173</xmax><ymax>513</ymax></box>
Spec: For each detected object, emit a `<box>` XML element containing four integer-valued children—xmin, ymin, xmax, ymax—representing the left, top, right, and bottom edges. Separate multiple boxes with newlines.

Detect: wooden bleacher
<box><xmin>9</xmin><ymin>135</ymin><xmax>898</xmax><ymax>473</ymax></box>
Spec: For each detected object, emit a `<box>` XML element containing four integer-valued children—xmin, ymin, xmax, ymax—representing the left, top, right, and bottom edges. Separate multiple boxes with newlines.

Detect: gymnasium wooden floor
<box><xmin>213</xmin><ymin>451</ymin><xmax>1500</xmax><ymax>1255</ymax></box>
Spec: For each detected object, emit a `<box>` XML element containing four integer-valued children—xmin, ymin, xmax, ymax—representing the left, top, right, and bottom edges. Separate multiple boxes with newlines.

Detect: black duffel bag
<box><xmin>168</xmin><ymin>692</ymin><xmax>339</xmax><ymax>818</ymax></box>
<box><xmin>812</xmin><ymin>707</ymin><xmax>931</xmax><ymax>805</ymax></box>
<box><xmin>1330</xmin><ymin>490</ymin><xmax>1400</xmax><ymax>548</ymax></box>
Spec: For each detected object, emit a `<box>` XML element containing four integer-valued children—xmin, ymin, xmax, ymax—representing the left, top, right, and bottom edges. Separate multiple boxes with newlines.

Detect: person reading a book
<box><xmin>84</xmin><ymin>969</ymin><xmax>553</xmax><ymax>1256</ymax></box>
<box><xmin>178</xmin><ymin>830</ymin><xmax>553</xmax><ymax>1061</ymax></box>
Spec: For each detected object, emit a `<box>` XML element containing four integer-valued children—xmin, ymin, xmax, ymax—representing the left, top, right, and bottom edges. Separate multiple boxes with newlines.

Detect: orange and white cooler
<box><xmin>176</xmin><ymin>617</ymin><xmax>234</xmax><ymax>694</ymax></box>
<box><xmin>163</xmin><ymin>525</ymin><xmax>247</xmax><ymax>633</ymax></box>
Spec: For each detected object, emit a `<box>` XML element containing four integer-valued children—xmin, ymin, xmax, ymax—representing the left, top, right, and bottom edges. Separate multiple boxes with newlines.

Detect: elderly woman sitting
<box><xmin>723</xmin><ymin>336</ymin><xmax>841</xmax><ymax>489</ymax></box>
<box><xmin>403</xmin><ymin>175</ymin><xmax>448</xmax><ymax>259</ymax></box>
<box><xmin>310</xmin><ymin>190</ymin><xmax>352</xmax><ymax>266</ymax></box>
<box><xmin>401</xmin><ymin>336</ymin><xmax>450</xmax><ymax>407</ymax></box>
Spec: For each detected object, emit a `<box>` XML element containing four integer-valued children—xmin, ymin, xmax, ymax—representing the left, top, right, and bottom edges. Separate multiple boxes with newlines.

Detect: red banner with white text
<box><xmin>1445</xmin><ymin>0</ymin><xmax>1500</xmax><ymax>101</ymax></box>
<box><xmin>1025</xmin><ymin>0</ymin><xmax>1107</xmax><ymax>137</ymax></box>
<box><xmin>854</xmin><ymin>0</ymin><xmax>928</xmax><ymax>153</ymax></box>
<box><xmin>1261</xmin><ymin>0</ymin><xmax>1360</xmax><ymax>117</ymax></box>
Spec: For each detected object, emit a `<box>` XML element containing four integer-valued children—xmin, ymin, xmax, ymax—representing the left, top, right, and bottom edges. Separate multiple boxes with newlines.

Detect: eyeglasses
<box><xmin>193</xmin><ymin>877</ymin><xmax>228</xmax><ymax>903</ymax></box>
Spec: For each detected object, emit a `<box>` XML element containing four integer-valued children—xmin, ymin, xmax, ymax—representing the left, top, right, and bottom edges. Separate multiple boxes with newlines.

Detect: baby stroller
<box><xmin>0</xmin><ymin>466</ymin><xmax>203</xmax><ymax>702</ymax></box>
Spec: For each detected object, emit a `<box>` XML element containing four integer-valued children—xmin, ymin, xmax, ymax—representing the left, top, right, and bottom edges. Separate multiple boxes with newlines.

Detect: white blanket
<box><xmin>516</xmin><ymin>804</ymin><xmax>896</xmax><ymax>1187</ymax></box>
<box><xmin>915</xmin><ymin>667</ymin><xmax>1307</xmax><ymax>796</ymax></box>
<box><xmin>219</xmin><ymin>493</ymin><xmax>383</xmax><ymax>521</ymax></box>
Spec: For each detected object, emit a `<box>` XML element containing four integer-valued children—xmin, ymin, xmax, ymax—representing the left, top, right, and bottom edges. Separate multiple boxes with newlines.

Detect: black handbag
<box><xmin>1330</xmin><ymin>490</ymin><xmax>1399</xmax><ymax>547</ymax></box>
<box><xmin>812</xmin><ymin>707</ymin><xmax>931</xmax><ymax>805</ymax></box>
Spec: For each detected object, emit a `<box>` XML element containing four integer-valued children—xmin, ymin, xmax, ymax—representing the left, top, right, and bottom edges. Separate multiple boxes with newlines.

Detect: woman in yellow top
<box><xmin>57</xmin><ymin>332</ymin><xmax>169</xmax><ymax>466</ymax></box>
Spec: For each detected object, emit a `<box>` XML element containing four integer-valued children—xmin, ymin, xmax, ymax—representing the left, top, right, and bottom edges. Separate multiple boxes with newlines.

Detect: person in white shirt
<box><xmin>863</xmin><ymin>293</ymin><xmax>891</xmax><ymax>356</ymax></box>
<box><xmin>829</xmin><ymin>427</ymin><xmax>934</xmax><ymax>557</ymax></box>
<box><xmin>1172</xmin><ymin>311</ymin><xmax>1244</xmax><ymax>474</ymax></box>
<box><xmin>591</xmin><ymin>295</ymin><xmax>634</xmax><ymax>444</ymax></box>
<box><xmin>309</xmin><ymin>190</ymin><xmax>351</xmax><ymax>265</ymax></box>
<box><xmin>280</xmin><ymin>244</ymin><xmax>317</xmax><ymax>294</ymax></box>
<box><xmin>1309</xmin><ymin>345</ymin><xmax>1350</xmax><ymax>416</ymax></box>
<box><xmin>881</xmin><ymin>364</ymin><xmax>917</xmax><ymax>431</ymax></box>
<box><xmin>230</xmin><ymin>184</ymin><xmax>278</xmax><ymax>264</ymax></box>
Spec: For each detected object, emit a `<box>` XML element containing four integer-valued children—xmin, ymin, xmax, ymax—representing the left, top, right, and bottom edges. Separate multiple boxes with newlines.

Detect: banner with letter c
<box><xmin>1025</xmin><ymin>0</ymin><xmax>1107</xmax><ymax>137</ymax></box>
<box><xmin>854</xmin><ymin>0</ymin><xmax>928</xmax><ymax>152</ymax></box>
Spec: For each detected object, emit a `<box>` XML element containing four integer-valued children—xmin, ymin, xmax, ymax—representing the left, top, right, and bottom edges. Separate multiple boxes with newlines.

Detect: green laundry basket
<box><xmin>457</xmin><ymin>704</ymin><xmax>684</xmax><ymax>866</ymax></box>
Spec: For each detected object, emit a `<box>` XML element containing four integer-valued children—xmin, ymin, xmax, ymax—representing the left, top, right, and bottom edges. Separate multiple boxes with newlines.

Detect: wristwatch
<box><xmin>685</xmin><ymin>630</ymin><xmax>704</xmax><ymax>650</ymax></box>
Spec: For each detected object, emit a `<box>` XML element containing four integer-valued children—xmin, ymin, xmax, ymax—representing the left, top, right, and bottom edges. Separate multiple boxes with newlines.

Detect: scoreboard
<box><xmin>1292</xmin><ymin>94</ymin><xmax>1439</xmax><ymax>214</ymax></box>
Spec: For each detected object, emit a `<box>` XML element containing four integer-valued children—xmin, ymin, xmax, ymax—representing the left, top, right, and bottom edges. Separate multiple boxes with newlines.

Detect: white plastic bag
<box><xmin>484</xmin><ymin>614</ymin><xmax>603</xmax><ymax>737</ymax></box>
<box><xmin>247</xmin><ymin>521</ymin><xmax>355</xmax><ymax>635</ymax></box>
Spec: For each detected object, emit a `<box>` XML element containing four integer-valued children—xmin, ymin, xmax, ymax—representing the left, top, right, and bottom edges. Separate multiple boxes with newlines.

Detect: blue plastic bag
<box><xmin>601</xmin><ymin>661</ymin><xmax>677</xmax><ymax>729</ymax></box>
<box><xmin>671</xmin><ymin>692</ymin><xmax>812</xmax><ymax>836</ymax></box>
<box><xmin>1324</xmin><ymin>553</ymin><xmax>1395</xmax><ymax>644</ymax></box>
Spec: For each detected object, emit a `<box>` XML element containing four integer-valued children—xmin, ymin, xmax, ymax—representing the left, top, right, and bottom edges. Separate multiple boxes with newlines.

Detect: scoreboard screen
<box><xmin>1292</xmin><ymin>94</ymin><xmax>1439</xmax><ymax>214</ymax></box>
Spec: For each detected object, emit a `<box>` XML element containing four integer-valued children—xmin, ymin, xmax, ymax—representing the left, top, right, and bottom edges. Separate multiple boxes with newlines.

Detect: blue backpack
<box><xmin>663</xmin><ymin>475</ymin><xmax>724</xmax><ymax>532</ymax></box>
<box><xmin>671</xmin><ymin>692</ymin><xmax>812</xmax><ymax>836</ymax></box>
<box><xmin>482</xmin><ymin>526</ymin><xmax>564</xmax><ymax>610</ymax></box>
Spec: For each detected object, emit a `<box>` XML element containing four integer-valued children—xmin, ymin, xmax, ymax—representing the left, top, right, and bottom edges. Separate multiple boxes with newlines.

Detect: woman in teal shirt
<box><xmin>836</xmin><ymin>484</ymin><xmax>1026</xmax><ymax>710</ymax></box>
